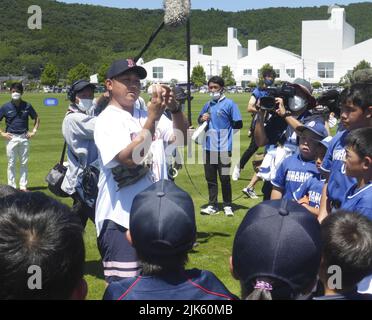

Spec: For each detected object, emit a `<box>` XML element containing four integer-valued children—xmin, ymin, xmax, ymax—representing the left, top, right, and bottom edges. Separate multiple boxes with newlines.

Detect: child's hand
<box><xmin>298</xmin><ymin>195</ymin><xmax>309</xmax><ymax>205</ymax></box>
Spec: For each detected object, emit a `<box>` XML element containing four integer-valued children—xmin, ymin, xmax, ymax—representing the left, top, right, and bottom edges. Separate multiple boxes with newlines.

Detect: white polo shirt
<box><xmin>94</xmin><ymin>104</ymin><xmax>173</xmax><ymax>236</ymax></box>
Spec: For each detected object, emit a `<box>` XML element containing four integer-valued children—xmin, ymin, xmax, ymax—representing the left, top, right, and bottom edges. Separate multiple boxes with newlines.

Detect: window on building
<box><xmin>274</xmin><ymin>69</ymin><xmax>280</xmax><ymax>78</ymax></box>
<box><xmin>153</xmin><ymin>66</ymin><xmax>163</xmax><ymax>79</ymax></box>
<box><xmin>243</xmin><ymin>69</ymin><xmax>252</xmax><ymax>76</ymax></box>
<box><xmin>318</xmin><ymin>62</ymin><xmax>334</xmax><ymax>78</ymax></box>
<box><xmin>286</xmin><ymin>69</ymin><xmax>295</xmax><ymax>78</ymax></box>
<box><xmin>198</xmin><ymin>47</ymin><xmax>202</xmax><ymax>54</ymax></box>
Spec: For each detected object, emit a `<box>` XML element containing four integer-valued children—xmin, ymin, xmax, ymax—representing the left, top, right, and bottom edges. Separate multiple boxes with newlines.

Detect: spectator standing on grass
<box><xmin>198</xmin><ymin>76</ymin><xmax>242</xmax><ymax>217</ymax></box>
<box><xmin>0</xmin><ymin>83</ymin><xmax>40</xmax><ymax>191</ymax></box>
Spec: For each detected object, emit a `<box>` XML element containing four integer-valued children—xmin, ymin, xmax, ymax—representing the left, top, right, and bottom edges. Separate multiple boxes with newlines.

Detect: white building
<box><xmin>302</xmin><ymin>7</ymin><xmax>372</xmax><ymax>84</ymax></box>
<box><xmin>141</xmin><ymin>7</ymin><xmax>372</xmax><ymax>86</ymax></box>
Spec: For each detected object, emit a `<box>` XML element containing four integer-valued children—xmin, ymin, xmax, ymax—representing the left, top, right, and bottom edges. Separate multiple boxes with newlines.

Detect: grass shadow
<box><xmin>85</xmin><ymin>260</ymin><xmax>104</xmax><ymax>280</ymax></box>
<box><xmin>189</xmin><ymin>231</ymin><xmax>231</xmax><ymax>253</ymax></box>
<box><xmin>28</xmin><ymin>186</ymin><xmax>48</xmax><ymax>191</ymax></box>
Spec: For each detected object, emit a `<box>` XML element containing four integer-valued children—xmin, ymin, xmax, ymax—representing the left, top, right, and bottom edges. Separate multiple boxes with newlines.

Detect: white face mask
<box><xmin>77</xmin><ymin>99</ymin><xmax>94</xmax><ymax>112</ymax></box>
<box><xmin>288</xmin><ymin>95</ymin><xmax>307</xmax><ymax>112</ymax></box>
<box><xmin>11</xmin><ymin>92</ymin><xmax>21</xmax><ymax>101</ymax></box>
<box><xmin>210</xmin><ymin>91</ymin><xmax>222</xmax><ymax>101</ymax></box>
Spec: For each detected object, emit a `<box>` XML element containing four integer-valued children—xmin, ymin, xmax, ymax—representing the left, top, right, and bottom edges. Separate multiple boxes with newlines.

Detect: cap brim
<box><xmin>292</xmin><ymin>84</ymin><xmax>316</xmax><ymax>108</ymax></box>
<box><xmin>113</xmin><ymin>66</ymin><xmax>147</xmax><ymax>80</ymax></box>
<box><xmin>296</xmin><ymin>126</ymin><xmax>325</xmax><ymax>139</ymax></box>
<box><xmin>74</xmin><ymin>82</ymin><xmax>96</xmax><ymax>92</ymax></box>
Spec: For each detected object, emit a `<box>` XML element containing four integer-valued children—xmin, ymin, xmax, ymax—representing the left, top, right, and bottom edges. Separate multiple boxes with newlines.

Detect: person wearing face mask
<box><xmin>61</xmin><ymin>79</ymin><xmax>98</xmax><ymax>228</ymax></box>
<box><xmin>198</xmin><ymin>76</ymin><xmax>243</xmax><ymax>217</ymax></box>
<box><xmin>0</xmin><ymin>82</ymin><xmax>40</xmax><ymax>191</ymax></box>
<box><xmin>254</xmin><ymin>78</ymin><xmax>322</xmax><ymax>200</ymax></box>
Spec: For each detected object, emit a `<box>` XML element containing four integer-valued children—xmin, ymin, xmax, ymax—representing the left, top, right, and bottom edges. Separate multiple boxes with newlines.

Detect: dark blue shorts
<box><xmin>97</xmin><ymin>220</ymin><xmax>139</xmax><ymax>283</ymax></box>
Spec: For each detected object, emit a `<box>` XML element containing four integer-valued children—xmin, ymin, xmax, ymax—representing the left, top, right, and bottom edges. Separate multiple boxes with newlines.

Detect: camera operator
<box><xmin>254</xmin><ymin>78</ymin><xmax>322</xmax><ymax>199</ymax></box>
<box><xmin>232</xmin><ymin>68</ymin><xmax>276</xmax><ymax>182</ymax></box>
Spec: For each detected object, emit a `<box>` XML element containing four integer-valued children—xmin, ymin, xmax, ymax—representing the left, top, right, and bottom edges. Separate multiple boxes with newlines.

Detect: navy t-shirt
<box><xmin>0</xmin><ymin>101</ymin><xmax>37</xmax><ymax>134</ymax></box>
<box><xmin>103</xmin><ymin>269</ymin><xmax>238</xmax><ymax>300</ymax></box>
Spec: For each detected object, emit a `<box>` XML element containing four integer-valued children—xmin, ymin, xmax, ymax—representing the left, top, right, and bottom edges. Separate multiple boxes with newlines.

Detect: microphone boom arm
<box><xmin>134</xmin><ymin>21</ymin><xmax>165</xmax><ymax>63</ymax></box>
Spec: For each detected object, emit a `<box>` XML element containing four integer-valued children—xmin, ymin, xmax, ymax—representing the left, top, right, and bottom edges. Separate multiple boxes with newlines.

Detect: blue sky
<box><xmin>59</xmin><ymin>0</ymin><xmax>367</xmax><ymax>11</ymax></box>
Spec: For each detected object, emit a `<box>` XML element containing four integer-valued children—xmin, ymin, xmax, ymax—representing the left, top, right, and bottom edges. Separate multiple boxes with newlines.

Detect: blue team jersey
<box><xmin>293</xmin><ymin>176</ymin><xmax>325</xmax><ymax>208</ymax></box>
<box><xmin>103</xmin><ymin>269</ymin><xmax>238</xmax><ymax>300</ymax></box>
<box><xmin>341</xmin><ymin>183</ymin><xmax>372</xmax><ymax>220</ymax></box>
<box><xmin>320</xmin><ymin>130</ymin><xmax>357</xmax><ymax>205</ymax></box>
<box><xmin>272</xmin><ymin>153</ymin><xmax>319</xmax><ymax>200</ymax></box>
<box><xmin>198</xmin><ymin>97</ymin><xmax>242</xmax><ymax>152</ymax></box>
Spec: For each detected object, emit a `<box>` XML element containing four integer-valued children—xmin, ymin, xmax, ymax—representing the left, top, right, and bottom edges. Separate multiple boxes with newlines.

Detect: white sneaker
<box><xmin>200</xmin><ymin>205</ymin><xmax>219</xmax><ymax>215</ymax></box>
<box><xmin>232</xmin><ymin>165</ymin><xmax>241</xmax><ymax>181</ymax></box>
<box><xmin>224</xmin><ymin>206</ymin><xmax>234</xmax><ymax>217</ymax></box>
<box><xmin>242</xmin><ymin>187</ymin><xmax>259</xmax><ymax>199</ymax></box>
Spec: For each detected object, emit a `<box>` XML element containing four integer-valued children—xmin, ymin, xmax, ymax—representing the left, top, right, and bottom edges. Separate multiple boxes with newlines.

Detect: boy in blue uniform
<box><xmin>314</xmin><ymin>211</ymin><xmax>372</xmax><ymax>300</ymax></box>
<box><xmin>340</xmin><ymin>128</ymin><xmax>372</xmax><ymax>220</ymax></box>
<box><xmin>103</xmin><ymin>180</ymin><xmax>237</xmax><ymax>300</ymax></box>
<box><xmin>198</xmin><ymin>76</ymin><xmax>242</xmax><ymax>216</ymax></box>
<box><xmin>319</xmin><ymin>83</ymin><xmax>372</xmax><ymax>221</ymax></box>
<box><xmin>293</xmin><ymin>136</ymin><xmax>332</xmax><ymax>216</ymax></box>
<box><xmin>271</xmin><ymin>121</ymin><xmax>327</xmax><ymax>200</ymax></box>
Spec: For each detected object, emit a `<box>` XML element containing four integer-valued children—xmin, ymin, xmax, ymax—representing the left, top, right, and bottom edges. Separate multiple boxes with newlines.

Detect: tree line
<box><xmin>1</xmin><ymin>0</ymin><xmax>372</xmax><ymax>85</ymax></box>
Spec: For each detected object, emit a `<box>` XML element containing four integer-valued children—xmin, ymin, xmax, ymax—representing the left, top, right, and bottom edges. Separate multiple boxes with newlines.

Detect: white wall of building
<box><xmin>141</xmin><ymin>58</ymin><xmax>187</xmax><ymax>84</ymax></box>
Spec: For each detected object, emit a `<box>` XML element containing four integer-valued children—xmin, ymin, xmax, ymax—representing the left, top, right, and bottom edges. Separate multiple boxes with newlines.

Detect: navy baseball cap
<box><xmin>297</xmin><ymin>120</ymin><xmax>328</xmax><ymax>140</ymax></box>
<box><xmin>106</xmin><ymin>59</ymin><xmax>147</xmax><ymax>80</ymax></box>
<box><xmin>72</xmin><ymin>79</ymin><xmax>95</xmax><ymax>93</ymax></box>
<box><xmin>319</xmin><ymin>136</ymin><xmax>333</xmax><ymax>149</ymax></box>
<box><xmin>130</xmin><ymin>180</ymin><xmax>196</xmax><ymax>257</ymax></box>
<box><xmin>232</xmin><ymin>200</ymin><xmax>321</xmax><ymax>296</ymax></box>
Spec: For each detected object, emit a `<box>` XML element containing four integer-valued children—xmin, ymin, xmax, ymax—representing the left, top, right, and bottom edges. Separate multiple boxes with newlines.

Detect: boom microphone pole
<box><xmin>134</xmin><ymin>0</ymin><xmax>190</xmax><ymax>62</ymax></box>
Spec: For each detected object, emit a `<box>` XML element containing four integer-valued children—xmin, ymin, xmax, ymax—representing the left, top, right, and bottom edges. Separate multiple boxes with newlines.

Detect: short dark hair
<box><xmin>137</xmin><ymin>251</ymin><xmax>188</xmax><ymax>277</ymax></box>
<box><xmin>345</xmin><ymin>127</ymin><xmax>372</xmax><ymax>159</ymax></box>
<box><xmin>10</xmin><ymin>82</ymin><xmax>24</xmax><ymax>93</ymax></box>
<box><xmin>262</xmin><ymin>69</ymin><xmax>276</xmax><ymax>79</ymax></box>
<box><xmin>208</xmin><ymin>76</ymin><xmax>224</xmax><ymax>88</ymax></box>
<box><xmin>0</xmin><ymin>192</ymin><xmax>85</xmax><ymax>299</ymax></box>
<box><xmin>343</xmin><ymin>83</ymin><xmax>372</xmax><ymax>112</ymax></box>
<box><xmin>321</xmin><ymin>211</ymin><xmax>372</xmax><ymax>291</ymax></box>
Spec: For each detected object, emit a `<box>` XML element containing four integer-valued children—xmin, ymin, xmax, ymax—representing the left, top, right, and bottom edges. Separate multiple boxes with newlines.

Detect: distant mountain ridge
<box><xmin>1</xmin><ymin>0</ymin><xmax>371</xmax><ymax>78</ymax></box>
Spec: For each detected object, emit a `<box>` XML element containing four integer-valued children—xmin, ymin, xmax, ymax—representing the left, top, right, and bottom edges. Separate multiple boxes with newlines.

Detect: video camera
<box><xmin>315</xmin><ymin>89</ymin><xmax>341</xmax><ymax>117</ymax></box>
<box><xmin>259</xmin><ymin>82</ymin><xmax>296</xmax><ymax>111</ymax></box>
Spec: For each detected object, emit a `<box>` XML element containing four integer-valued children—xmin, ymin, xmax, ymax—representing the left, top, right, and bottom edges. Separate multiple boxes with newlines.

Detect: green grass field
<box><xmin>0</xmin><ymin>92</ymin><xmax>263</xmax><ymax>300</ymax></box>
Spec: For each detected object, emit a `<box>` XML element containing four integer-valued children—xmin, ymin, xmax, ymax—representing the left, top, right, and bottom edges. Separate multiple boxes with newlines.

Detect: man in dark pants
<box><xmin>198</xmin><ymin>76</ymin><xmax>242</xmax><ymax>216</ymax></box>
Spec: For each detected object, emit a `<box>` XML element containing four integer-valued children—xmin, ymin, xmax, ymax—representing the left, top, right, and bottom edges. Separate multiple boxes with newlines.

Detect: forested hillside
<box><xmin>1</xmin><ymin>0</ymin><xmax>371</xmax><ymax>78</ymax></box>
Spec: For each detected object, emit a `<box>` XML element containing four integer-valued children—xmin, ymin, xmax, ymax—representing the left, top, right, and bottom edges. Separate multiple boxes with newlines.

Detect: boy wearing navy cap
<box><xmin>103</xmin><ymin>179</ymin><xmax>237</xmax><ymax>300</ymax></box>
<box><xmin>231</xmin><ymin>200</ymin><xmax>321</xmax><ymax>300</ymax></box>
<box><xmin>94</xmin><ymin>59</ymin><xmax>188</xmax><ymax>283</ymax></box>
<box><xmin>319</xmin><ymin>83</ymin><xmax>372</xmax><ymax>221</ymax></box>
<box><xmin>271</xmin><ymin>121</ymin><xmax>328</xmax><ymax>200</ymax></box>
